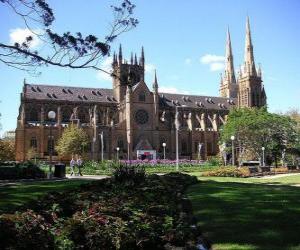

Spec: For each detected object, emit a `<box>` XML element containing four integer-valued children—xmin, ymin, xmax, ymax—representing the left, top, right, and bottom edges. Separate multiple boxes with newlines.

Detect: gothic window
<box><xmin>27</xmin><ymin>108</ymin><xmax>39</xmax><ymax>122</ymax></box>
<box><xmin>181</xmin><ymin>141</ymin><xmax>187</xmax><ymax>155</ymax></box>
<box><xmin>207</xmin><ymin>142</ymin><xmax>213</xmax><ymax>156</ymax></box>
<box><xmin>135</xmin><ymin>109</ymin><xmax>149</xmax><ymax>125</ymax></box>
<box><xmin>62</xmin><ymin>107</ymin><xmax>72</xmax><ymax>123</ymax></box>
<box><xmin>138</xmin><ymin>91</ymin><xmax>146</xmax><ymax>102</ymax></box>
<box><xmin>30</xmin><ymin>137</ymin><xmax>37</xmax><ymax>148</ymax></box>
<box><xmin>78</xmin><ymin>108</ymin><xmax>88</xmax><ymax>123</ymax></box>
<box><xmin>117</xmin><ymin>138</ymin><xmax>124</xmax><ymax>150</ymax></box>
<box><xmin>47</xmin><ymin>137</ymin><xmax>55</xmax><ymax>154</ymax></box>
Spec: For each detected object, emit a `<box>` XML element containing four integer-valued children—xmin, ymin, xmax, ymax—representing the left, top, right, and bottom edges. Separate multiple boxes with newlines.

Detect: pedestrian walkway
<box><xmin>66</xmin><ymin>174</ymin><xmax>108</xmax><ymax>180</ymax></box>
<box><xmin>258</xmin><ymin>172</ymin><xmax>300</xmax><ymax>179</ymax></box>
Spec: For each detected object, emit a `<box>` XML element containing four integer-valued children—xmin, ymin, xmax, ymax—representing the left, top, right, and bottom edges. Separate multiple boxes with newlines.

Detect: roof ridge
<box><xmin>27</xmin><ymin>83</ymin><xmax>112</xmax><ymax>91</ymax></box>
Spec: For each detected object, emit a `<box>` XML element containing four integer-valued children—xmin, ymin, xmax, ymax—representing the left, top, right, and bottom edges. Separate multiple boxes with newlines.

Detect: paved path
<box><xmin>256</xmin><ymin>172</ymin><xmax>300</xmax><ymax>179</ymax></box>
<box><xmin>66</xmin><ymin>174</ymin><xmax>108</xmax><ymax>180</ymax></box>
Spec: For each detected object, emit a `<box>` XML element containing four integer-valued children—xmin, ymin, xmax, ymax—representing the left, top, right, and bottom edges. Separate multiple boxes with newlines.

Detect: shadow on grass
<box><xmin>187</xmin><ymin>180</ymin><xmax>300</xmax><ymax>250</ymax></box>
<box><xmin>0</xmin><ymin>180</ymin><xmax>91</xmax><ymax>214</ymax></box>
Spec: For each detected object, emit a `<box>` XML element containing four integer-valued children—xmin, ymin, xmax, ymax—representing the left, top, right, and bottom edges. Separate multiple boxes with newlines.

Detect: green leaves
<box><xmin>55</xmin><ymin>125</ymin><xmax>88</xmax><ymax>157</ymax></box>
<box><xmin>220</xmin><ymin>107</ymin><xmax>297</xmax><ymax>164</ymax></box>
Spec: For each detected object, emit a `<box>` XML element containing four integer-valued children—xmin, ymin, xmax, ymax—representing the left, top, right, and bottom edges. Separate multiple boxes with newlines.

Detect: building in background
<box><xmin>15</xmin><ymin>17</ymin><xmax>267</xmax><ymax>162</ymax></box>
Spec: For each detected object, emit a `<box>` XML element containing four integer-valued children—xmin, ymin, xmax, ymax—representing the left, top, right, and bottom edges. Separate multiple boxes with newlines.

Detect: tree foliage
<box><xmin>0</xmin><ymin>139</ymin><xmax>15</xmax><ymax>161</ymax></box>
<box><xmin>56</xmin><ymin>125</ymin><xmax>88</xmax><ymax>157</ymax></box>
<box><xmin>220</xmin><ymin>107</ymin><xmax>297</xmax><ymax>165</ymax></box>
<box><xmin>0</xmin><ymin>0</ymin><xmax>138</xmax><ymax>74</ymax></box>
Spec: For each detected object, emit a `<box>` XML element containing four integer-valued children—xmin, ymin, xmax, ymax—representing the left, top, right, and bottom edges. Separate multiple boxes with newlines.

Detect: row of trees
<box><xmin>220</xmin><ymin>107</ymin><xmax>300</xmax><ymax>166</ymax></box>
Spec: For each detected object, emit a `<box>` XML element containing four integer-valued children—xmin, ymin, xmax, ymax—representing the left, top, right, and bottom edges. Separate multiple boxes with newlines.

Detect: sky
<box><xmin>1</xmin><ymin>0</ymin><xmax>300</xmax><ymax>136</ymax></box>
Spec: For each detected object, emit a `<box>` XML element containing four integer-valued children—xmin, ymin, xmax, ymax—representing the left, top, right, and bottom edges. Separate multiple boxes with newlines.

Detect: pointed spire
<box><xmin>224</xmin><ymin>27</ymin><xmax>236</xmax><ymax>84</ymax></box>
<box><xmin>130</xmin><ymin>52</ymin><xmax>133</xmax><ymax>64</ymax></box>
<box><xmin>118</xmin><ymin>44</ymin><xmax>123</xmax><ymax>64</ymax></box>
<box><xmin>153</xmin><ymin>69</ymin><xmax>158</xmax><ymax>91</ymax></box>
<box><xmin>134</xmin><ymin>53</ymin><xmax>138</xmax><ymax>65</ymax></box>
<box><xmin>140</xmin><ymin>46</ymin><xmax>145</xmax><ymax>67</ymax></box>
<box><xmin>244</xmin><ymin>16</ymin><xmax>256</xmax><ymax>76</ymax></box>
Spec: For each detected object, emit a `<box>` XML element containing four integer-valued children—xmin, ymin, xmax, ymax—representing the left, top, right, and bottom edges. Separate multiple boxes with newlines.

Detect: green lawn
<box><xmin>187</xmin><ymin>174</ymin><xmax>300</xmax><ymax>250</ymax></box>
<box><xmin>0</xmin><ymin>179</ymin><xmax>91</xmax><ymax>214</ymax></box>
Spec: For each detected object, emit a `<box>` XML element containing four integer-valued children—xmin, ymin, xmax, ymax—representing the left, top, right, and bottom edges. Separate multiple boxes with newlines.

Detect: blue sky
<box><xmin>1</xmin><ymin>0</ymin><xmax>300</xmax><ymax>135</ymax></box>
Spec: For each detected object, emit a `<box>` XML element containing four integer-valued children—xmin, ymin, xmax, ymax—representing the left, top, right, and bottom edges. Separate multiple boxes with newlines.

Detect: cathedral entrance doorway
<box><xmin>137</xmin><ymin>150</ymin><xmax>157</xmax><ymax>160</ymax></box>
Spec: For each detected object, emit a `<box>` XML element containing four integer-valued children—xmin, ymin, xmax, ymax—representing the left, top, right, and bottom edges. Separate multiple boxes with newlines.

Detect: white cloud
<box><xmin>200</xmin><ymin>54</ymin><xmax>225</xmax><ymax>64</ymax></box>
<box><xmin>184</xmin><ymin>58</ymin><xmax>192</xmax><ymax>65</ymax></box>
<box><xmin>210</xmin><ymin>62</ymin><xmax>225</xmax><ymax>71</ymax></box>
<box><xmin>159</xmin><ymin>86</ymin><xmax>190</xmax><ymax>95</ymax></box>
<box><xmin>96</xmin><ymin>57</ymin><xmax>113</xmax><ymax>81</ymax></box>
<box><xmin>9</xmin><ymin>28</ymin><xmax>42</xmax><ymax>48</ymax></box>
<box><xmin>145</xmin><ymin>63</ymin><xmax>156</xmax><ymax>73</ymax></box>
<box><xmin>200</xmin><ymin>54</ymin><xmax>225</xmax><ymax>72</ymax></box>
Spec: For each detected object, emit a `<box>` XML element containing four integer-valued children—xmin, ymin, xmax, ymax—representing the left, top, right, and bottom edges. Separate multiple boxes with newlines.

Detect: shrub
<box><xmin>0</xmin><ymin>210</ymin><xmax>54</xmax><ymax>249</ymax></box>
<box><xmin>0</xmin><ymin>161</ymin><xmax>46</xmax><ymax>180</ymax></box>
<box><xmin>113</xmin><ymin>164</ymin><xmax>146</xmax><ymax>185</ymax></box>
<box><xmin>206</xmin><ymin>156</ymin><xmax>222</xmax><ymax>166</ymax></box>
<box><xmin>202</xmin><ymin>166</ymin><xmax>250</xmax><ymax>177</ymax></box>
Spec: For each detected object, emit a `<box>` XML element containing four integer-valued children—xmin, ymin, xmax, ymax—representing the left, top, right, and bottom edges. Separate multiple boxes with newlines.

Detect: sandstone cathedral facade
<box><xmin>15</xmin><ymin>17</ymin><xmax>266</xmax><ymax>161</ymax></box>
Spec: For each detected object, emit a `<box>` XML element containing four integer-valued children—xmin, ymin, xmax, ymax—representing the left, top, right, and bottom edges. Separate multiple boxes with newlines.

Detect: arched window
<box><xmin>30</xmin><ymin>137</ymin><xmax>37</xmax><ymax>148</ymax></box>
<box><xmin>138</xmin><ymin>91</ymin><xmax>146</xmax><ymax>102</ymax></box>
<box><xmin>62</xmin><ymin>107</ymin><xmax>72</xmax><ymax>123</ymax></box>
<box><xmin>117</xmin><ymin>138</ymin><xmax>124</xmax><ymax>149</ymax></box>
<box><xmin>47</xmin><ymin>138</ymin><xmax>55</xmax><ymax>154</ymax></box>
<box><xmin>27</xmin><ymin>108</ymin><xmax>39</xmax><ymax>122</ymax></box>
<box><xmin>181</xmin><ymin>141</ymin><xmax>187</xmax><ymax>155</ymax></box>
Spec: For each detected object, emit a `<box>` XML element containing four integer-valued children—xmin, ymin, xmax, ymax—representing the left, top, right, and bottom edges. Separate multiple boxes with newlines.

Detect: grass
<box><xmin>187</xmin><ymin>174</ymin><xmax>300</xmax><ymax>250</ymax></box>
<box><xmin>0</xmin><ymin>179</ymin><xmax>91</xmax><ymax>214</ymax></box>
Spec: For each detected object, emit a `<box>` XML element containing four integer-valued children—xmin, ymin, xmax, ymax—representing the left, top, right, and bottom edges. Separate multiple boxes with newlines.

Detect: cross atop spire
<box><xmin>244</xmin><ymin>16</ymin><xmax>256</xmax><ymax>76</ymax></box>
<box><xmin>224</xmin><ymin>27</ymin><xmax>236</xmax><ymax>84</ymax></box>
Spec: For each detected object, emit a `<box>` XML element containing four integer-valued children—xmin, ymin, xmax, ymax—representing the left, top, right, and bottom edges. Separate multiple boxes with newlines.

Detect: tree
<box><xmin>56</xmin><ymin>125</ymin><xmax>89</xmax><ymax>158</ymax></box>
<box><xmin>0</xmin><ymin>139</ymin><xmax>15</xmax><ymax>161</ymax></box>
<box><xmin>0</xmin><ymin>0</ymin><xmax>138</xmax><ymax>74</ymax></box>
<box><xmin>220</xmin><ymin>107</ymin><xmax>297</xmax><ymax>166</ymax></box>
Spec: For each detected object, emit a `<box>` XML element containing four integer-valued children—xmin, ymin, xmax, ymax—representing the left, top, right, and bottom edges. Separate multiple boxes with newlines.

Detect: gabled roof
<box><xmin>24</xmin><ymin>84</ymin><xmax>117</xmax><ymax>104</ymax></box>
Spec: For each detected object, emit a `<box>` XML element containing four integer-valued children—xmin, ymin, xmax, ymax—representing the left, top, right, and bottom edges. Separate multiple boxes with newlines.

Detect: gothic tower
<box><xmin>219</xmin><ymin>28</ymin><xmax>238</xmax><ymax>98</ymax></box>
<box><xmin>112</xmin><ymin>45</ymin><xmax>145</xmax><ymax>102</ymax></box>
<box><xmin>237</xmin><ymin>17</ymin><xmax>267</xmax><ymax>107</ymax></box>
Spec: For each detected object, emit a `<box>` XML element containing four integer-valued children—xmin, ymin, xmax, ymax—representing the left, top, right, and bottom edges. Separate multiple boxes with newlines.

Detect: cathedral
<box><xmin>15</xmin><ymin>17</ymin><xmax>266</xmax><ymax>162</ymax></box>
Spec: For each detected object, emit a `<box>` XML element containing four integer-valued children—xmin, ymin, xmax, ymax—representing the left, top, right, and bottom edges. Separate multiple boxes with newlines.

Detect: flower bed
<box><xmin>0</xmin><ymin>170</ymin><xmax>211</xmax><ymax>249</ymax></box>
<box><xmin>68</xmin><ymin>160</ymin><xmax>219</xmax><ymax>175</ymax></box>
<box><xmin>201</xmin><ymin>166</ymin><xmax>250</xmax><ymax>177</ymax></box>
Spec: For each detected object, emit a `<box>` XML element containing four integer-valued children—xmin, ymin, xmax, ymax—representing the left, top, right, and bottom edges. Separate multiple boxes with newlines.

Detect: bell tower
<box><xmin>237</xmin><ymin>17</ymin><xmax>267</xmax><ymax>107</ymax></box>
<box><xmin>112</xmin><ymin>45</ymin><xmax>145</xmax><ymax>102</ymax></box>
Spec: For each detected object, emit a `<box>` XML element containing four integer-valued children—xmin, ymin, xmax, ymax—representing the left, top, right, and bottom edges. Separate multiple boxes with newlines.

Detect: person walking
<box><xmin>70</xmin><ymin>157</ymin><xmax>76</xmax><ymax>176</ymax></box>
<box><xmin>77</xmin><ymin>156</ymin><xmax>83</xmax><ymax>176</ymax></box>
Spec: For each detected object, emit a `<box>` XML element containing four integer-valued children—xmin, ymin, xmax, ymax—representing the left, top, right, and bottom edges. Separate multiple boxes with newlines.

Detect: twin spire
<box><xmin>222</xmin><ymin>16</ymin><xmax>260</xmax><ymax>87</ymax></box>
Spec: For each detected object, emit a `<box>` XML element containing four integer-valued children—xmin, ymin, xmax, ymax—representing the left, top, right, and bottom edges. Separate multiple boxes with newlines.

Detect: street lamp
<box><xmin>99</xmin><ymin>131</ymin><xmax>104</xmax><ymax>162</ymax></box>
<box><xmin>48</xmin><ymin>110</ymin><xmax>56</xmax><ymax>177</ymax></box>
<box><xmin>116</xmin><ymin>147</ymin><xmax>120</xmax><ymax>162</ymax></box>
<box><xmin>231</xmin><ymin>135</ymin><xmax>235</xmax><ymax>166</ymax></box>
<box><xmin>198</xmin><ymin>142</ymin><xmax>203</xmax><ymax>163</ymax></box>
<box><xmin>162</xmin><ymin>142</ymin><xmax>166</xmax><ymax>160</ymax></box>
<box><xmin>262</xmin><ymin>147</ymin><xmax>265</xmax><ymax>167</ymax></box>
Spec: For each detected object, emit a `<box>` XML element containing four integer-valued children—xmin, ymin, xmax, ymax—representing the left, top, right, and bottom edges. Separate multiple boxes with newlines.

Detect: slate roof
<box><xmin>24</xmin><ymin>84</ymin><xmax>117</xmax><ymax>103</ymax></box>
<box><xmin>160</xmin><ymin>93</ymin><xmax>237</xmax><ymax>110</ymax></box>
<box><xmin>23</xmin><ymin>83</ymin><xmax>237</xmax><ymax>110</ymax></box>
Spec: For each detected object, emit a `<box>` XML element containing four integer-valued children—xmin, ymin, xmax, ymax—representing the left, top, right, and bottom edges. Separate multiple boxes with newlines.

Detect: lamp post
<box><xmin>175</xmin><ymin>106</ymin><xmax>180</xmax><ymax>171</ymax></box>
<box><xmin>116</xmin><ymin>147</ymin><xmax>120</xmax><ymax>162</ymax></box>
<box><xmin>198</xmin><ymin>142</ymin><xmax>203</xmax><ymax>163</ymax></box>
<box><xmin>231</xmin><ymin>135</ymin><xmax>235</xmax><ymax>166</ymax></box>
<box><xmin>48</xmin><ymin>110</ymin><xmax>56</xmax><ymax>177</ymax></box>
<box><xmin>162</xmin><ymin>142</ymin><xmax>166</xmax><ymax>160</ymax></box>
<box><xmin>99</xmin><ymin>131</ymin><xmax>104</xmax><ymax>162</ymax></box>
<box><xmin>262</xmin><ymin>147</ymin><xmax>265</xmax><ymax>167</ymax></box>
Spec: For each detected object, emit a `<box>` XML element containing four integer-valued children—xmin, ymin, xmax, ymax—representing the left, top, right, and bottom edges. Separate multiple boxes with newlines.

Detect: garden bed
<box><xmin>0</xmin><ymin>171</ymin><xmax>211</xmax><ymax>249</ymax></box>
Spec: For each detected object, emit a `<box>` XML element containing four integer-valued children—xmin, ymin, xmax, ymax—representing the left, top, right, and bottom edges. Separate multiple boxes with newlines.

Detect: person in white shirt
<box><xmin>70</xmin><ymin>157</ymin><xmax>76</xmax><ymax>176</ymax></box>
